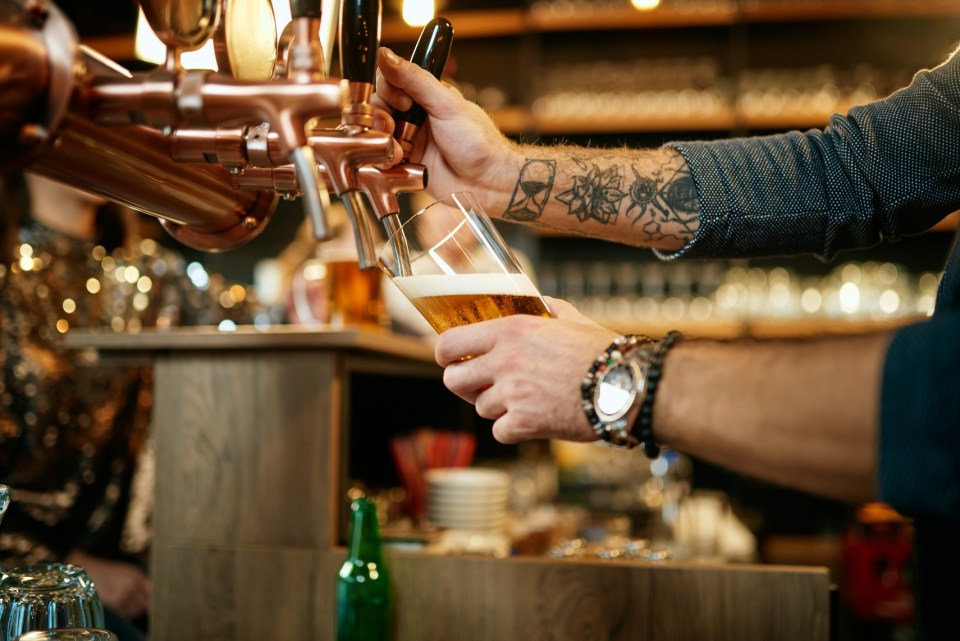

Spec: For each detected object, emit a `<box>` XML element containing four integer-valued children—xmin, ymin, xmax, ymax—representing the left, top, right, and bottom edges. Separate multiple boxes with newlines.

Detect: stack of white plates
<box><xmin>425</xmin><ymin>467</ymin><xmax>510</xmax><ymax>532</ymax></box>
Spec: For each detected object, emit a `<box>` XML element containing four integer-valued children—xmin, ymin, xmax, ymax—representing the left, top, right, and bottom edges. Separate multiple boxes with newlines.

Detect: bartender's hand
<box><xmin>67</xmin><ymin>549</ymin><xmax>151</xmax><ymax>620</ymax></box>
<box><xmin>435</xmin><ymin>297</ymin><xmax>618</xmax><ymax>444</ymax></box>
<box><xmin>375</xmin><ymin>47</ymin><xmax>521</xmax><ymax>207</ymax></box>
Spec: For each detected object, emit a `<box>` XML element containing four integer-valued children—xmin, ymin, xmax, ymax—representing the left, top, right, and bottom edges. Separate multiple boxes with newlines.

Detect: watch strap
<box><xmin>631</xmin><ymin>330</ymin><xmax>683</xmax><ymax>458</ymax></box>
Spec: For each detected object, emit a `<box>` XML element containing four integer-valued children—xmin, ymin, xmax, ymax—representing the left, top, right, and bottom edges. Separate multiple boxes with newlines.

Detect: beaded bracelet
<box><xmin>632</xmin><ymin>330</ymin><xmax>683</xmax><ymax>459</ymax></box>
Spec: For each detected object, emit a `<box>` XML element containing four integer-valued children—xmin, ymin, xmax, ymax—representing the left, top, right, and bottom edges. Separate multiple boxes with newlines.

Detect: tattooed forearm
<box><xmin>499</xmin><ymin>146</ymin><xmax>700</xmax><ymax>250</ymax></box>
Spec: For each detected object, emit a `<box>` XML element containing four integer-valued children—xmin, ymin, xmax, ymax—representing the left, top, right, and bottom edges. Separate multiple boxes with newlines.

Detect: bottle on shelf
<box><xmin>337</xmin><ymin>496</ymin><xmax>391</xmax><ymax>641</ymax></box>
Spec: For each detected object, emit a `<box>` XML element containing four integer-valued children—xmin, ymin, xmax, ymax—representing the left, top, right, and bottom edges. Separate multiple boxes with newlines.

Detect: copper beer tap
<box><xmin>0</xmin><ymin>0</ymin><xmax>453</xmax><ymax>271</ymax></box>
<box><xmin>0</xmin><ymin>3</ymin><xmax>278</xmax><ymax>251</ymax></box>
<box><xmin>169</xmin><ymin>10</ymin><xmax>454</xmax><ymax>270</ymax></box>
<box><xmin>309</xmin><ymin>0</ymin><xmax>393</xmax><ymax>269</ymax></box>
<box><xmin>85</xmin><ymin>0</ymin><xmax>346</xmax><ymax>242</ymax></box>
<box><xmin>172</xmin><ymin>125</ymin><xmax>429</xmax><ymax>240</ymax></box>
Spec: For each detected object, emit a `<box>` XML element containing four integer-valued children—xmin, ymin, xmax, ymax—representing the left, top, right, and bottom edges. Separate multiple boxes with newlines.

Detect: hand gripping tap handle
<box><xmin>393</xmin><ymin>16</ymin><xmax>454</xmax><ymax>161</ymax></box>
<box><xmin>383</xmin><ymin>18</ymin><xmax>453</xmax><ymax>276</ymax></box>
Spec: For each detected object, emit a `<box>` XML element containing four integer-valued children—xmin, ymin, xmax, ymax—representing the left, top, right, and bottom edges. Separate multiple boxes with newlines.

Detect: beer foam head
<box><xmin>392</xmin><ymin>272</ymin><xmax>541</xmax><ymax>300</ymax></box>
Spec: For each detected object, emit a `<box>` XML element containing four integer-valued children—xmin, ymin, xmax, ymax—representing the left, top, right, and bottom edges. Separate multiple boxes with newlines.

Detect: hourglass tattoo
<box><xmin>504</xmin><ymin>159</ymin><xmax>557</xmax><ymax>222</ymax></box>
<box><xmin>625</xmin><ymin>161</ymin><xmax>700</xmax><ymax>244</ymax></box>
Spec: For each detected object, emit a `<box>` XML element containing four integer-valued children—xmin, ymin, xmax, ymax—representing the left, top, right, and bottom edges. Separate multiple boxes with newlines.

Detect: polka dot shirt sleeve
<box><xmin>662</xmin><ymin>49</ymin><xmax>960</xmax><ymax>261</ymax></box>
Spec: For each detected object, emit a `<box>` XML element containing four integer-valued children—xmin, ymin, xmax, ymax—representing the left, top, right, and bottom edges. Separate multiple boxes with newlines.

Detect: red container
<box><xmin>840</xmin><ymin>503</ymin><xmax>914</xmax><ymax>624</ymax></box>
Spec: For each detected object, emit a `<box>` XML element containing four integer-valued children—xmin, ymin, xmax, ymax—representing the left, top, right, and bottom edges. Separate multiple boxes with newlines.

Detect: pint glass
<box><xmin>378</xmin><ymin>193</ymin><xmax>552</xmax><ymax>333</ymax></box>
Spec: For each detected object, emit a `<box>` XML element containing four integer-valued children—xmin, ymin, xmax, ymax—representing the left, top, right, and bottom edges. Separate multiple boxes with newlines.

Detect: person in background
<box><xmin>374</xmin><ymin>44</ymin><xmax>960</xmax><ymax>640</ymax></box>
<box><xmin>0</xmin><ymin>171</ymin><xmax>257</xmax><ymax>640</ymax></box>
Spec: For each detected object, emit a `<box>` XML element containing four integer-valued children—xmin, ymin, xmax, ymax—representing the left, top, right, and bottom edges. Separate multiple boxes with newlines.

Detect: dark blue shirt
<box><xmin>668</xmin><ymin>48</ymin><xmax>960</xmax><ymax>640</ymax></box>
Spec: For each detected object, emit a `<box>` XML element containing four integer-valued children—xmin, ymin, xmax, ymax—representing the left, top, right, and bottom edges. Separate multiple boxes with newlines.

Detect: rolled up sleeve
<box><xmin>663</xmin><ymin>50</ymin><xmax>960</xmax><ymax>261</ymax></box>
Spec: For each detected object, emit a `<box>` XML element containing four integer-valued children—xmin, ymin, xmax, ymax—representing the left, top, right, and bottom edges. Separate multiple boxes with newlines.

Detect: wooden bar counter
<box><xmin>66</xmin><ymin>326</ymin><xmax>831</xmax><ymax>641</ymax></box>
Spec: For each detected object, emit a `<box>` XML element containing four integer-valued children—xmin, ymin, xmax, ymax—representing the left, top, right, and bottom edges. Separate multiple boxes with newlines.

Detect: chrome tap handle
<box><xmin>393</xmin><ymin>16</ymin><xmax>453</xmax><ymax>160</ymax></box>
<box><xmin>246</xmin><ymin>0</ymin><xmax>334</xmax><ymax>240</ymax></box>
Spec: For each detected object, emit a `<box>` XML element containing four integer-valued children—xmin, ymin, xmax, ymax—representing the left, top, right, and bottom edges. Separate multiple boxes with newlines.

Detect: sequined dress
<box><xmin>0</xmin><ymin>222</ymin><xmax>254</xmax><ymax>567</ymax></box>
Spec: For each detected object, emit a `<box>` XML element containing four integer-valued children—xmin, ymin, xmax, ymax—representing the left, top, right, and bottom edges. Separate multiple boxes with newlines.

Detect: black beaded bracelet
<box><xmin>632</xmin><ymin>330</ymin><xmax>682</xmax><ymax>459</ymax></box>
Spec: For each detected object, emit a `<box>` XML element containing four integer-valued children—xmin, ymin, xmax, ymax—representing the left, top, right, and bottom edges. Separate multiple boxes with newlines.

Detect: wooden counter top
<box><xmin>64</xmin><ymin>325</ymin><xmax>437</xmax><ymax>362</ymax></box>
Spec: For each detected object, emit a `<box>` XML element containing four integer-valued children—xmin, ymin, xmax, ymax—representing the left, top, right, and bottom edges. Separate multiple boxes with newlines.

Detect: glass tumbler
<box><xmin>0</xmin><ymin>563</ymin><xmax>105</xmax><ymax>638</ymax></box>
<box><xmin>0</xmin><ymin>484</ymin><xmax>9</xmax><ymax>525</ymax></box>
<box><xmin>15</xmin><ymin>630</ymin><xmax>118</xmax><ymax>641</ymax></box>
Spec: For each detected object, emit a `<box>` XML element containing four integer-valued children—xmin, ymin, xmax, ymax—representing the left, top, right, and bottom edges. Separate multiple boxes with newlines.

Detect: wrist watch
<box><xmin>582</xmin><ymin>336</ymin><xmax>656</xmax><ymax>449</ymax></box>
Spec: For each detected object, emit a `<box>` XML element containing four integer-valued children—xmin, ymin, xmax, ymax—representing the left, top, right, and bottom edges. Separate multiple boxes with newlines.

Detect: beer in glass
<box><xmin>379</xmin><ymin>192</ymin><xmax>552</xmax><ymax>333</ymax></box>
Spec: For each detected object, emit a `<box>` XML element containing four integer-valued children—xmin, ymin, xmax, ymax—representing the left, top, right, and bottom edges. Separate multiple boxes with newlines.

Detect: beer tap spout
<box><xmin>293</xmin><ymin>146</ymin><xmax>333</xmax><ymax>240</ymax></box>
<box><xmin>357</xmin><ymin>163</ymin><xmax>428</xmax><ymax>222</ymax></box>
<box><xmin>341</xmin><ymin>190</ymin><xmax>379</xmax><ymax>269</ymax></box>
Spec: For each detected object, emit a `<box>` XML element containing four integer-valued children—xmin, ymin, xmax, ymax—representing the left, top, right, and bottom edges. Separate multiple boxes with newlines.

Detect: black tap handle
<box><xmin>394</xmin><ymin>17</ymin><xmax>454</xmax><ymax>129</ymax></box>
<box><xmin>289</xmin><ymin>0</ymin><xmax>321</xmax><ymax>19</ymax></box>
<box><xmin>340</xmin><ymin>0</ymin><xmax>382</xmax><ymax>84</ymax></box>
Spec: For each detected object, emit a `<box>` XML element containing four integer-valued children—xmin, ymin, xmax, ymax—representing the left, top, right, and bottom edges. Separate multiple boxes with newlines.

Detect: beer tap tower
<box><xmin>0</xmin><ymin>0</ymin><xmax>453</xmax><ymax>267</ymax></box>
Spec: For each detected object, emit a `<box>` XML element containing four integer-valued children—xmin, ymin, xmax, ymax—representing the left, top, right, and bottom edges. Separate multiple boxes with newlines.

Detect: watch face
<box><xmin>595</xmin><ymin>363</ymin><xmax>638</xmax><ymax>420</ymax></box>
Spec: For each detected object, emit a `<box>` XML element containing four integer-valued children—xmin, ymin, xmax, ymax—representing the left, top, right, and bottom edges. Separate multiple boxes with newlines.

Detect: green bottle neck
<box><xmin>348</xmin><ymin>498</ymin><xmax>383</xmax><ymax>561</ymax></box>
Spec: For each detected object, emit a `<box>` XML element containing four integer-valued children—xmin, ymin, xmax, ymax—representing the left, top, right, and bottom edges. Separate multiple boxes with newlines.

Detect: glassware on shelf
<box><xmin>532</xmin><ymin>55</ymin><xmax>732</xmax><ymax>124</ymax></box>
<box><xmin>0</xmin><ymin>485</ymin><xmax>9</xmax><ymax>527</ymax></box>
<box><xmin>0</xmin><ymin>564</ymin><xmax>106</xmax><ymax>638</ymax></box>
<box><xmin>14</xmin><ymin>630</ymin><xmax>118</xmax><ymax>641</ymax></box>
<box><xmin>544</xmin><ymin>257</ymin><xmax>932</xmax><ymax>330</ymax></box>
<box><xmin>736</xmin><ymin>63</ymin><xmax>912</xmax><ymax>123</ymax></box>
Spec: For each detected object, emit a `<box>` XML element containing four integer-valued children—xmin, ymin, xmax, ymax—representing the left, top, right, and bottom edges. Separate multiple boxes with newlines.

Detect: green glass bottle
<box><xmin>337</xmin><ymin>496</ymin><xmax>391</xmax><ymax>641</ymax></box>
